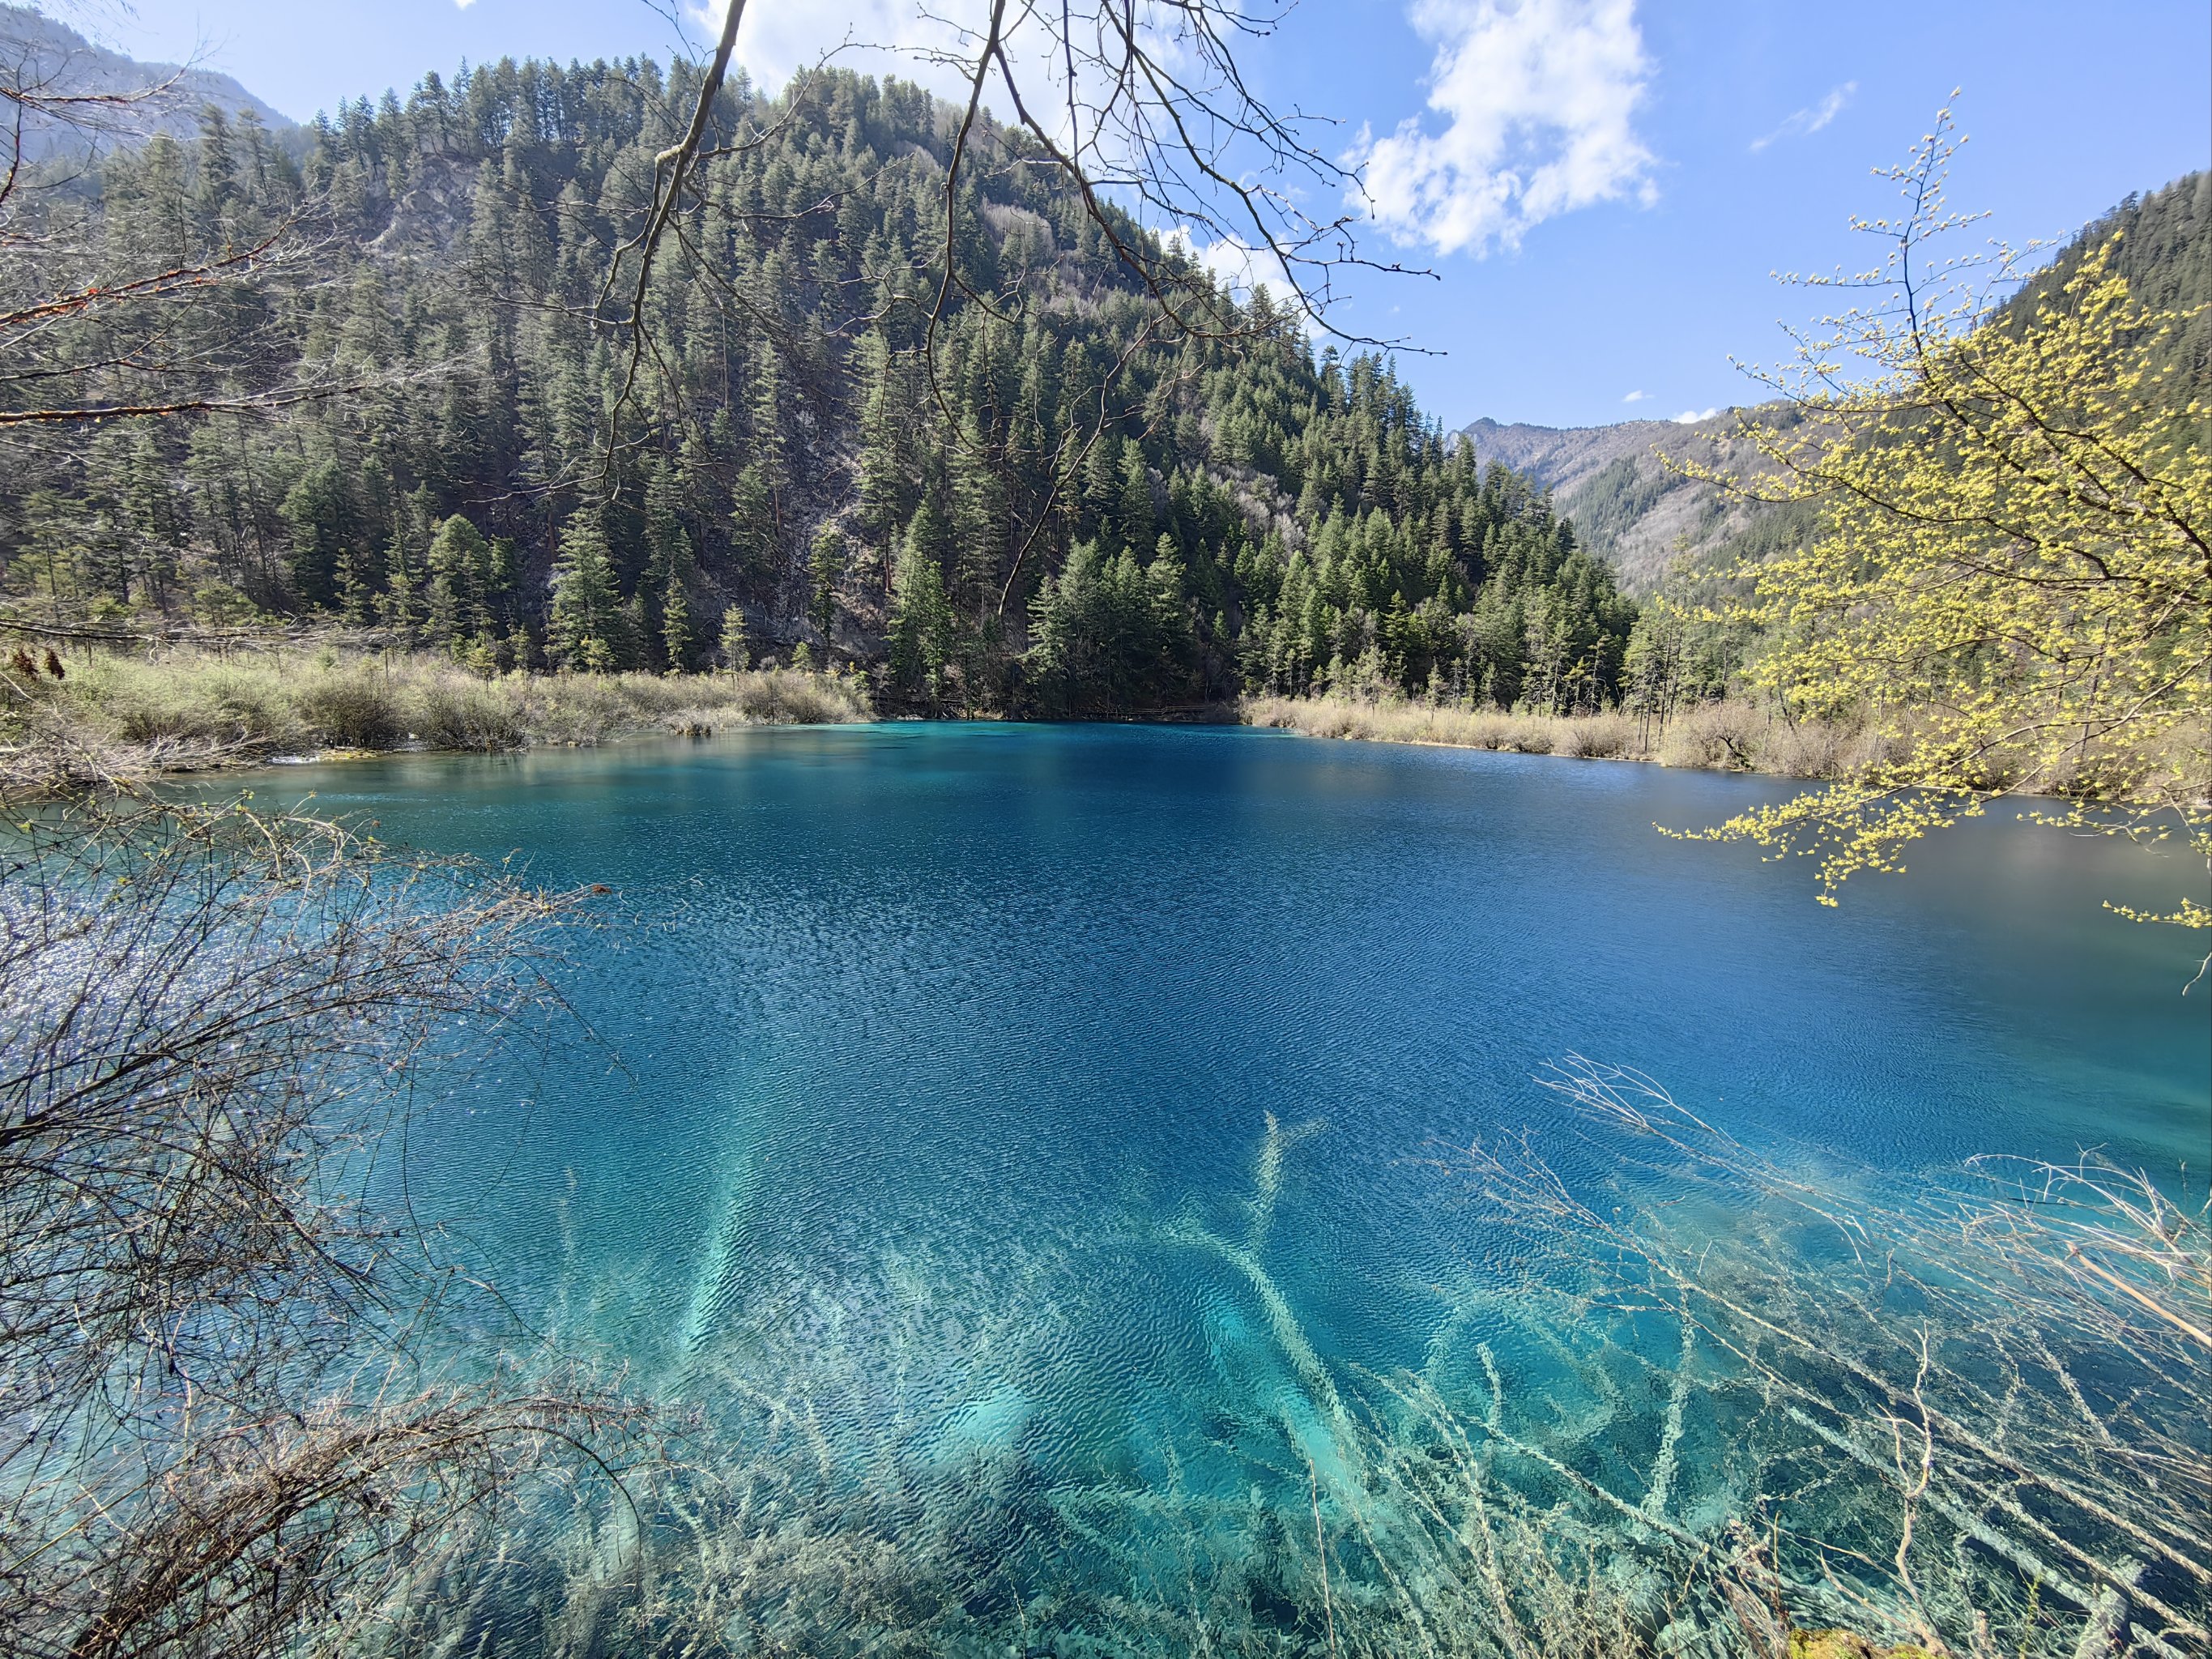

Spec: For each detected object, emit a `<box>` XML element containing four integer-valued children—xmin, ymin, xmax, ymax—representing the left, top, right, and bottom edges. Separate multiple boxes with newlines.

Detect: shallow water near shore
<box><xmin>250</xmin><ymin>722</ymin><xmax>2207</xmax><ymax>1645</ymax></box>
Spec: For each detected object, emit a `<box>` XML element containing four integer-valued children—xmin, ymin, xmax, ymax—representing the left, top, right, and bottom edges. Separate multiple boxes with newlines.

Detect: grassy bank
<box><xmin>1</xmin><ymin>644</ymin><xmax>872</xmax><ymax>795</ymax></box>
<box><xmin>1242</xmin><ymin>693</ymin><xmax>1900</xmax><ymax>779</ymax></box>
<box><xmin>1243</xmin><ymin>694</ymin><xmax>2212</xmax><ymax>812</ymax></box>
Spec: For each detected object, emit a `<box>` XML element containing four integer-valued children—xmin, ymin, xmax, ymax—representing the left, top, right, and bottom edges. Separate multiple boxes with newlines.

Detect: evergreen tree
<box><xmin>663</xmin><ymin>569</ymin><xmax>694</xmax><ymax>671</ymax></box>
<box><xmin>424</xmin><ymin>513</ymin><xmax>495</xmax><ymax>649</ymax></box>
<box><xmin>718</xmin><ymin>604</ymin><xmax>749</xmax><ymax>671</ymax></box>
<box><xmin>377</xmin><ymin>531</ymin><xmax>423</xmax><ymax>638</ymax></box>
<box><xmin>0</xmin><ymin>52</ymin><xmax>1668</xmax><ymax>718</ymax></box>
<box><xmin>643</xmin><ymin>462</ymin><xmax>696</xmax><ymax>670</ymax></box>
<box><xmin>888</xmin><ymin>532</ymin><xmax>956</xmax><ymax>707</ymax></box>
<box><xmin>730</xmin><ymin>462</ymin><xmax>778</xmax><ymax>581</ymax></box>
<box><xmin>549</xmin><ymin>514</ymin><xmax>632</xmax><ymax>671</ymax></box>
<box><xmin>808</xmin><ymin>524</ymin><xmax>846</xmax><ymax>651</ymax></box>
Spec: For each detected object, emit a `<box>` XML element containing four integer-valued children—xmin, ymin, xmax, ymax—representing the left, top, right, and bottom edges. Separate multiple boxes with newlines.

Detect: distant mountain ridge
<box><xmin>1457</xmin><ymin>411</ymin><xmax>1790</xmax><ymax>594</ymax></box>
<box><xmin>0</xmin><ymin>3</ymin><xmax>294</xmax><ymax>156</ymax></box>
<box><xmin>1462</xmin><ymin>168</ymin><xmax>2211</xmax><ymax>595</ymax></box>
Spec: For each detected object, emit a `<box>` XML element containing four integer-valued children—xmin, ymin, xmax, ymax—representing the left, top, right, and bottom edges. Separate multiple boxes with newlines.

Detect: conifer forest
<box><xmin>3</xmin><ymin>57</ymin><xmax>1637</xmax><ymax>716</ymax></box>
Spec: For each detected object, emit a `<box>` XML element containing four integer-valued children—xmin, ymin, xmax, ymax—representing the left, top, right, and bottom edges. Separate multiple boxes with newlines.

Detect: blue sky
<box><xmin>92</xmin><ymin>0</ymin><xmax>2212</xmax><ymax>429</ymax></box>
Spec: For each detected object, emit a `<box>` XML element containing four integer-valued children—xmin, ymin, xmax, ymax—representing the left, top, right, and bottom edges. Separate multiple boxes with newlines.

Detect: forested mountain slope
<box><xmin>0</xmin><ymin>5</ymin><xmax>293</xmax><ymax>156</ymax></box>
<box><xmin>1459</xmin><ymin>168</ymin><xmax>2210</xmax><ymax>595</ymax></box>
<box><xmin>1999</xmin><ymin>169</ymin><xmax>2211</xmax><ymax>442</ymax></box>
<box><xmin>0</xmin><ymin>53</ymin><xmax>1635</xmax><ymax>716</ymax></box>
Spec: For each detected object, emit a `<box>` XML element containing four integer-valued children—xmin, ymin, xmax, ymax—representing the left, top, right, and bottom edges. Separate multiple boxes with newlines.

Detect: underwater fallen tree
<box><xmin>1409</xmin><ymin>1056</ymin><xmax>2212</xmax><ymax>1659</ymax></box>
<box><xmin>4</xmin><ymin>798</ymin><xmax>2201</xmax><ymax>1657</ymax></box>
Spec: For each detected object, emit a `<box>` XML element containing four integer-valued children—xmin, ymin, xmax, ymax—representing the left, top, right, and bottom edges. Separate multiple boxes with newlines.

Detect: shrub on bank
<box><xmin>407</xmin><ymin>675</ymin><xmax>526</xmax><ymax>752</ymax></box>
<box><xmin>1247</xmin><ymin>694</ymin><xmax>1659</xmax><ymax>762</ymax></box>
<box><xmin>293</xmin><ymin>668</ymin><xmax>405</xmax><ymax>749</ymax></box>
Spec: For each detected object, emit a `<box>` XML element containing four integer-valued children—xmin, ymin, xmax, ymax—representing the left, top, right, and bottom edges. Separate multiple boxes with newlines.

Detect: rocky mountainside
<box><xmin>0</xmin><ymin>4</ymin><xmax>294</xmax><ymax>156</ymax></box>
<box><xmin>1458</xmin><ymin>412</ymin><xmax>1791</xmax><ymax>594</ymax></box>
<box><xmin>1464</xmin><ymin>168</ymin><xmax>2209</xmax><ymax>595</ymax></box>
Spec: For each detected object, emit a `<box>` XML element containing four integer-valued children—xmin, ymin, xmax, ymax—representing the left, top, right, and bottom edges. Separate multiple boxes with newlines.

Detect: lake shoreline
<box><xmin>0</xmin><ymin>643</ymin><xmax>2128</xmax><ymax>805</ymax></box>
<box><xmin>9</xmin><ymin>692</ymin><xmax>1812</xmax><ymax>797</ymax></box>
<box><xmin>1238</xmin><ymin>692</ymin><xmax>1840</xmax><ymax>780</ymax></box>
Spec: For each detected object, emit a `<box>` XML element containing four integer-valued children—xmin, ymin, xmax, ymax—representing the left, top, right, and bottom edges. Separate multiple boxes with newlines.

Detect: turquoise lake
<box><xmin>261</xmin><ymin>722</ymin><xmax>2207</xmax><ymax>1644</ymax></box>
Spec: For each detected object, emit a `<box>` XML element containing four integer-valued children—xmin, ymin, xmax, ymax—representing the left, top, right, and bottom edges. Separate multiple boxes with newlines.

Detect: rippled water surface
<box><xmin>262</xmin><ymin>723</ymin><xmax>2206</xmax><ymax>1641</ymax></box>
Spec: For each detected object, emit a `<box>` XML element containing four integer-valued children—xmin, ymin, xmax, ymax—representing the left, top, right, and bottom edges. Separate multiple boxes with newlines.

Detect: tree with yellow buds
<box><xmin>1685</xmin><ymin>110</ymin><xmax>2210</xmax><ymax>966</ymax></box>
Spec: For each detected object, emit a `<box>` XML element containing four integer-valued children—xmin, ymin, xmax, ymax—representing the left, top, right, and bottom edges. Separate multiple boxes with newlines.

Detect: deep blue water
<box><xmin>256</xmin><ymin>722</ymin><xmax>2207</xmax><ymax>1637</ymax></box>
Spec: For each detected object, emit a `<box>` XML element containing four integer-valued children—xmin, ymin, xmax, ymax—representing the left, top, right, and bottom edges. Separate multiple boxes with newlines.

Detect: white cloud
<box><xmin>1621</xmin><ymin>388</ymin><xmax>1649</xmax><ymax>403</ymax></box>
<box><xmin>713</xmin><ymin>0</ymin><xmax>1080</xmax><ymax>114</ymax></box>
<box><xmin>684</xmin><ymin>0</ymin><xmax>982</xmax><ymax>99</ymax></box>
<box><xmin>1750</xmin><ymin>81</ymin><xmax>1856</xmax><ymax>152</ymax></box>
<box><xmin>1672</xmin><ymin>407</ymin><xmax>1717</xmax><ymax>424</ymax></box>
<box><xmin>1356</xmin><ymin>0</ymin><xmax>1655</xmax><ymax>258</ymax></box>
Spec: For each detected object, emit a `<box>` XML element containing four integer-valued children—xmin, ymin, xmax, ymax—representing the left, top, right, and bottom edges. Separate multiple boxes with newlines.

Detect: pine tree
<box><xmin>746</xmin><ymin>339</ymin><xmax>788</xmax><ymax>546</ymax></box>
<box><xmin>718</xmin><ymin>604</ymin><xmax>749</xmax><ymax>671</ymax></box>
<box><xmin>948</xmin><ymin>412</ymin><xmax>1005</xmax><ymax>613</ymax></box>
<box><xmin>888</xmin><ymin>531</ymin><xmax>956</xmax><ymax>706</ymax></box>
<box><xmin>663</xmin><ymin>570</ymin><xmax>694</xmax><ymax>672</ymax></box>
<box><xmin>730</xmin><ymin>463</ymin><xmax>778</xmax><ymax>582</ymax></box>
<box><xmin>377</xmin><ymin>531</ymin><xmax>423</xmax><ymax>639</ymax></box>
<box><xmin>1118</xmin><ymin>441</ymin><xmax>1155</xmax><ymax>556</ymax></box>
<box><xmin>279</xmin><ymin>458</ymin><xmax>349</xmax><ymax>609</ymax></box>
<box><xmin>808</xmin><ymin>524</ymin><xmax>846</xmax><ymax>652</ymax></box>
<box><xmin>335</xmin><ymin>547</ymin><xmax>376</xmax><ymax>627</ymax></box>
<box><xmin>548</xmin><ymin>514</ymin><xmax>631</xmax><ymax>672</ymax></box>
<box><xmin>642</xmin><ymin>462</ymin><xmax>695</xmax><ymax>670</ymax></box>
<box><xmin>426</xmin><ymin>514</ymin><xmax>496</xmax><ymax>648</ymax></box>
<box><xmin>855</xmin><ymin>332</ymin><xmax>916</xmax><ymax>599</ymax></box>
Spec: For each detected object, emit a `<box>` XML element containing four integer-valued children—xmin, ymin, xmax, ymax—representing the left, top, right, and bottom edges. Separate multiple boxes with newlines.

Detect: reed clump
<box><xmin>1249</xmin><ymin>694</ymin><xmax>2212</xmax><ymax>825</ymax></box>
<box><xmin>0</xmin><ymin>644</ymin><xmax>873</xmax><ymax>794</ymax></box>
<box><xmin>1244</xmin><ymin>692</ymin><xmax>1888</xmax><ymax>781</ymax></box>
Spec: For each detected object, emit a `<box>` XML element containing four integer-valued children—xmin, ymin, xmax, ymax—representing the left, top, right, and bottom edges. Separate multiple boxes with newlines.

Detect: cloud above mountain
<box><xmin>725</xmin><ymin>0</ymin><xmax>970</xmax><ymax>96</ymax></box>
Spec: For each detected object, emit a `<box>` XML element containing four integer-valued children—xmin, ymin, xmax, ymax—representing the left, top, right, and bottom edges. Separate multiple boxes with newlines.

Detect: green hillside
<box><xmin>1997</xmin><ymin>168</ymin><xmax>2210</xmax><ymax>437</ymax></box>
<box><xmin>0</xmin><ymin>57</ymin><xmax>1634</xmax><ymax>716</ymax></box>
